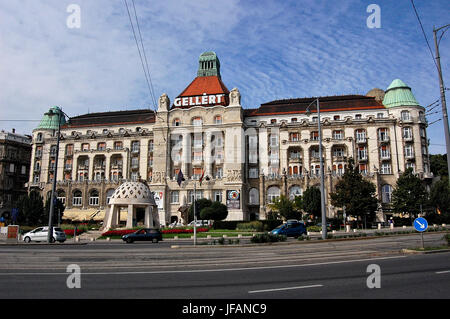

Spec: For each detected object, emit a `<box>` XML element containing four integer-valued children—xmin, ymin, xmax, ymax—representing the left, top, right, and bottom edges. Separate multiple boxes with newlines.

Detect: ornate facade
<box><xmin>28</xmin><ymin>52</ymin><xmax>432</xmax><ymax>225</ymax></box>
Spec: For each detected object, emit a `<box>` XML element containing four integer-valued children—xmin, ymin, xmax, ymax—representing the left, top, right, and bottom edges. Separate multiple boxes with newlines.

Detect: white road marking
<box><xmin>435</xmin><ymin>270</ymin><xmax>450</xmax><ymax>274</ymax></box>
<box><xmin>0</xmin><ymin>255</ymin><xmax>407</xmax><ymax>276</ymax></box>
<box><xmin>249</xmin><ymin>284</ymin><xmax>323</xmax><ymax>294</ymax></box>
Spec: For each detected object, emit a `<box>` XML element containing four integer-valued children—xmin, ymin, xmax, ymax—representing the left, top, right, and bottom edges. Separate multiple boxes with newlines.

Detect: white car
<box><xmin>188</xmin><ymin>220</ymin><xmax>210</xmax><ymax>227</ymax></box>
<box><xmin>23</xmin><ymin>226</ymin><xmax>66</xmax><ymax>243</ymax></box>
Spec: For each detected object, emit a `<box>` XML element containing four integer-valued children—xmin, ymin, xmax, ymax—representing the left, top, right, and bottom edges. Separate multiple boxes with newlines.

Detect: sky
<box><xmin>0</xmin><ymin>0</ymin><xmax>449</xmax><ymax>154</ymax></box>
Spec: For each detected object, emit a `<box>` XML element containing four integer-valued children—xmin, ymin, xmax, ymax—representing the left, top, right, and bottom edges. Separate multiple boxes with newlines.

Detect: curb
<box><xmin>401</xmin><ymin>248</ymin><xmax>450</xmax><ymax>255</ymax></box>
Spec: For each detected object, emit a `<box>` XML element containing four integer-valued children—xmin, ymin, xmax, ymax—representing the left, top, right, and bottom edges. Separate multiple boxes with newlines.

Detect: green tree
<box><xmin>200</xmin><ymin>201</ymin><xmax>228</xmax><ymax>221</ymax></box>
<box><xmin>430</xmin><ymin>154</ymin><xmax>448</xmax><ymax>178</ymax></box>
<box><xmin>188</xmin><ymin>198</ymin><xmax>212</xmax><ymax>222</ymax></box>
<box><xmin>44</xmin><ymin>197</ymin><xmax>65</xmax><ymax>225</ymax></box>
<box><xmin>391</xmin><ymin>168</ymin><xmax>428</xmax><ymax>219</ymax></box>
<box><xmin>330</xmin><ymin>160</ymin><xmax>378</xmax><ymax>223</ymax></box>
<box><xmin>268</xmin><ymin>195</ymin><xmax>301</xmax><ymax>220</ymax></box>
<box><xmin>428</xmin><ymin>177</ymin><xmax>450</xmax><ymax>223</ymax></box>
<box><xmin>17</xmin><ymin>192</ymin><xmax>45</xmax><ymax>226</ymax></box>
<box><xmin>302</xmin><ymin>187</ymin><xmax>322</xmax><ymax>218</ymax></box>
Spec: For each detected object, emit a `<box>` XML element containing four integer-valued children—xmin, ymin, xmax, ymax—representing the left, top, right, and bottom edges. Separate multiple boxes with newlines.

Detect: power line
<box><xmin>410</xmin><ymin>0</ymin><xmax>439</xmax><ymax>71</ymax></box>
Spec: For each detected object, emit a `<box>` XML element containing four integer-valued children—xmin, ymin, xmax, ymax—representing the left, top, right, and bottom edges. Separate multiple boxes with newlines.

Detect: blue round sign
<box><xmin>413</xmin><ymin>217</ymin><xmax>428</xmax><ymax>232</ymax></box>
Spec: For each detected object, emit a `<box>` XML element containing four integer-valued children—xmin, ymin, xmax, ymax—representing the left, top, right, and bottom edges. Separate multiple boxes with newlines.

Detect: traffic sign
<box><xmin>414</xmin><ymin>217</ymin><xmax>428</xmax><ymax>232</ymax></box>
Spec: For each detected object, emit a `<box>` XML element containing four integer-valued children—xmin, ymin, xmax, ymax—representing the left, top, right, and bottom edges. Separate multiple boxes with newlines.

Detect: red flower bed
<box><xmin>63</xmin><ymin>229</ymin><xmax>86</xmax><ymax>236</ymax></box>
<box><xmin>101</xmin><ymin>228</ymin><xmax>210</xmax><ymax>237</ymax></box>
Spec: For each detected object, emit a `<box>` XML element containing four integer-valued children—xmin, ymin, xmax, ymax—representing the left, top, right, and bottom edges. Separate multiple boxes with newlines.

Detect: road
<box><xmin>0</xmin><ymin>232</ymin><xmax>449</xmax><ymax>299</ymax></box>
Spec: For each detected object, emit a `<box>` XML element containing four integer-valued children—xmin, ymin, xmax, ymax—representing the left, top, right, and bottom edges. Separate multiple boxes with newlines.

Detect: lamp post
<box><xmin>433</xmin><ymin>24</ymin><xmax>450</xmax><ymax>184</ymax></box>
<box><xmin>306</xmin><ymin>98</ymin><xmax>327</xmax><ymax>239</ymax></box>
<box><xmin>45</xmin><ymin>107</ymin><xmax>69</xmax><ymax>243</ymax></box>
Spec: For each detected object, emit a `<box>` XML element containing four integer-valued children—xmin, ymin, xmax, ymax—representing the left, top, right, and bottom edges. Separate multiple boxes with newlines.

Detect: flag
<box><xmin>199</xmin><ymin>169</ymin><xmax>205</xmax><ymax>186</ymax></box>
<box><xmin>177</xmin><ymin>169</ymin><xmax>185</xmax><ymax>187</ymax></box>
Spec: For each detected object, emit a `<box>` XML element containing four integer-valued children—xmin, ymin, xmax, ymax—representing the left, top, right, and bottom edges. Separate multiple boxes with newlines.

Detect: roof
<box><xmin>171</xmin><ymin>76</ymin><xmax>230</xmax><ymax>109</ymax></box>
<box><xmin>37</xmin><ymin>106</ymin><xmax>67</xmax><ymax>130</ymax></box>
<box><xmin>245</xmin><ymin>95</ymin><xmax>385</xmax><ymax>117</ymax></box>
<box><xmin>109</xmin><ymin>181</ymin><xmax>156</xmax><ymax>206</ymax></box>
<box><xmin>64</xmin><ymin>109</ymin><xmax>155</xmax><ymax>128</ymax></box>
<box><xmin>383</xmin><ymin>79</ymin><xmax>420</xmax><ymax>108</ymax></box>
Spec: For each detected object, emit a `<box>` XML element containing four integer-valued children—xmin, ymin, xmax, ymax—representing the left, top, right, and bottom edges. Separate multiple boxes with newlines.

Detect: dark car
<box><xmin>122</xmin><ymin>228</ymin><xmax>163</xmax><ymax>243</ymax></box>
<box><xmin>271</xmin><ymin>221</ymin><xmax>307</xmax><ymax>238</ymax></box>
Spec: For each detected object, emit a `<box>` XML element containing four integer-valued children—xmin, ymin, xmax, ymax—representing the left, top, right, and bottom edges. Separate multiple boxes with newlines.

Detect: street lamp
<box><xmin>44</xmin><ymin>107</ymin><xmax>69</xmax><ymax>243</ymax></box>
<box><xmin>305</xmin><ymin>98</ymin><xmax>327</xmax><ymax>239</ymax></box>
<box><xmin>433</xmin><ymin>24</ymin><xmax>450</xmax><ymax>184</ymax></box>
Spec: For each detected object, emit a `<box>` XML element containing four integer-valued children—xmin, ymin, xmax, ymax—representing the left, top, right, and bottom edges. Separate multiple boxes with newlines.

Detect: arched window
<box><xmin>89</xmin><ymin>189</ymin><xmax>99</xmax><ymax>206</ymax></box>
<box><xmin>57</xmin><ymin>190</ymin><xmax>66</xmax><ymax>206</ymax></box>
<box><xmin>249</xmin><ymin>188</ymin><xmax>259</xmax><ymax>205</ymax></box>
<box><xmin>382</xmin><ymin>185</ymin><xmax>393</xmax><ymax>203</ymax></box>
<box><xmin>192</xmin><ymin>117</ymin><xmax>202</xmax><ymax>126</ymax></box>
<box><xmin>267</xmin><ymin>186</ymin><xmax>280</xmax><ymax>203</ymax></box>
<box><xmin>214</xmin><ymin>115</ymin><xmax>222</xmax><ymax>124</ymax></box>
<box><xmin>73</xmin><ymin>190</ymin><xmax>82</xmax><ymax>206</ymax></box>
<box><xmin>289</xmin><ymin>186</ymin><xmax>302</xmax><ymax>200</ymax></box>
<box><xmin>173</xmin><ymin>118</ymin><xmax>181</xmax><ymax>127</ymax></box>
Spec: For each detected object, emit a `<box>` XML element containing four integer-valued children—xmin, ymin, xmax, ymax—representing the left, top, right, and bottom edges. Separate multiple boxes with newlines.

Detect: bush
<box><xmin>236</xmin><ymin>221</ymin><xmax>264</xmax><ymax>232</ymax></box>
<box><xmin>444</xmin><ymin>233</ymin><xmax>450</xmax><ymax>246</ymax></box>
<box><xmin>250</xmin><ymin>233</ymin><xmax>287</xmax><ymax>243</ymax></box>
<box><xmin>307</xmin><ymin>226</ymin><xmax>321</xmax><ymax>232</ymax></box>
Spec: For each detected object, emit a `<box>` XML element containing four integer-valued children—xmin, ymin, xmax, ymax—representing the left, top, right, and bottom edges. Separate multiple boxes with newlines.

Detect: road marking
<box><xmin>435</xmin><ymin>270</ymin><xmax>450</xmax><ymax>274</ymax></box>
<box><xmin>0</xmin><ymin>255</ymin><xmax>406</xmax><ymax>276</ymax></box>
<box><xmin>249</xmin><ymin>284</ymin><xmax>323</xmax><ymax>294</ymax></box>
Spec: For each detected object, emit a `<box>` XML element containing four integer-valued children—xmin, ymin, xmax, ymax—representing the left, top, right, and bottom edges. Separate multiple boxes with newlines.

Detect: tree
<box><xmin>44</xmin><ymin>197</ymin><xmax>65</xmax><ymax>226</ymax></box>
<box><xmin>391</xmin><ymin>168</ymin><xmax>428</xmax><ymax>219</ymax></box>
<box><xmin>17</xmin><ymin>192</ymin><xmax>45</xmax><ymax>226</ymax></box>
<box><xmin>330</xmin><ymin>159</ymin><xmax>378</xmax><ymax>224</ymax></box>
<box><xmin>200</xmin><ymin>201</ymin><xmax>228</xmax><ymax>221</ymax></box>
<box><xmin>188</xmin><ymin>198</ymin><xmax>212</xmax><ymax>222</ymax></box>
<box><xmin>268</xmin><ymin>195</ymin><xmax>301</xmax><ymax>220</ymax></box>
<box><xmin>302</xmin><ymin>187</ymin><xmax>322</xmax><ymax>219</ymax></box>
<box><xmin>430</xmin><ymin>154</ymin><xmax>448</xmax><ymax>178</ymax></box>
<box><xmin>428</xmin><ymin>176</ymin><xmax>450</xmax><ymax>223</ymax></box>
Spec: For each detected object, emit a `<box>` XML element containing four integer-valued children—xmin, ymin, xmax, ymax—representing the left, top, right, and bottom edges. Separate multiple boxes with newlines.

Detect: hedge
<box><xmin>213</xmin><ymin>220</ymin><xmax>283</xmax><ymax>231</ymax></box>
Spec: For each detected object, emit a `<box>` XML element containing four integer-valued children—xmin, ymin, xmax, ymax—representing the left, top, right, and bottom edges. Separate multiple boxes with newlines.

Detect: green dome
<box><xmin>197</xmin><ymin>51</ymin><xmax>221</xmax><ymax>77</ymax></box>
<box><xmin>383</xmin><ymin>79</ymin><xmax>420</xmax><ymax>108</ymax></box>
<box><xmin>36</xmin><ymin>106</ymin><xmax>67</xmax><ymax>130</ymax></box>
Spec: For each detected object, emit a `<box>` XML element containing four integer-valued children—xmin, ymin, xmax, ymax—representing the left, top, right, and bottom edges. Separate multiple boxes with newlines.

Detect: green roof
<box><xmin>197</xmin><ymin>51</ymin><xmax>221</xmax><ymax>77</ymax></box>
<box><xmin>383</xmin><ymin>79</ymin><xmax>420</xmax><ymax>108</ymax></box>
<box><xmin>36</xmin><ymin>106</ymin><xmax>67</xmax><ymax>130</ymax></box>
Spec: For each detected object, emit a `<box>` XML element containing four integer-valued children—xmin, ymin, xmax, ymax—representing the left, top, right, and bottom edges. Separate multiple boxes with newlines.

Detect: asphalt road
<box><xmin>0</xmin><ymin>233</ymin><xmax>449</xmax><ymax>299</ymax></box>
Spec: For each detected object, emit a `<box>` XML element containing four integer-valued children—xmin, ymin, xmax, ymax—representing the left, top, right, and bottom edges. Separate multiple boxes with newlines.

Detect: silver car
<box><xmin>23</xmin><ymin>226</ymin><xmax>66</xmax><ymax>243</ymax></box>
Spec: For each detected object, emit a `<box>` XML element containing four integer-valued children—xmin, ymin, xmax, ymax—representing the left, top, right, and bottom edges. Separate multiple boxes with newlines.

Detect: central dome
<box><xmin>109</xmin><ymin>181</ymin><xmax>156</xmax><ymax>206</ymax></box>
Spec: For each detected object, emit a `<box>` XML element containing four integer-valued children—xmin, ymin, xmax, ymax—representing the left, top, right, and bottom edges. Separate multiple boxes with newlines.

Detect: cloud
<box><xmin>0</xmin><ymin>0</ymin><xmax>449</xmax><ymax>154</ymax></box>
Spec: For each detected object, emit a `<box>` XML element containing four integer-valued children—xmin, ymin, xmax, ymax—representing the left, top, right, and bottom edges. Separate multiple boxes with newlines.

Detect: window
<box><xmin>333</xmin><ymin>147</ymin><xmax>345</xmax><ymax>157</ymax></box>
<box><xmin>97</xmin><ymin>142</ymin><xmax>106</xmax><ymax>151</ymax></box>
<box><xmin>359</xmin><ymin>164</ymin><xmax>368</xmax><ymax>174</ymax></box>
<box><xmin>149</xmin><ymin>140</ymin><xmax>154</xmax><ymax>152</ymax></box>
<box><xmin>214</xmin><ymin>190</ymin><xmax>222</xmax><ymax>202</ymax></box>
<box><xmin>401</xmin><ymin>110</ymin><xmax>411</xmax><ymax>121</ymax></box>
<box><xmin>289</xmin><ymin>132</ymin><xmax>299</xmax><ymax>142</ymax></box>
<box><xmin>89</xmin><ymin>190</ymin><xmax>99</xmax><ymax>206</ymax></box>
<box><xmin>215</xmin><ymin>167</ymin><xmax>223</xmax><ymax>178</ymax></box>
<box><xmin>422</xmin><ymin>145</ymin><xmax>428</xmax><ymax>155</ymax></box>
<box><xmin>131</xmin><ymin>141</ymin><xmax>140</xmax><ymax>153</ymax></box>
<box><xmin>382</xmin><ymin>185</ymin><xmax>393</xmax><ymax>203</ymax></box>
<box><xmin>50</xmin><ymin>145</ymin><xmax>57</xmax><ymax>156</ymax></box>
<box><xmin>377</xmin><ymin>113</ymin><xmax>384</xmax><ymax>119</ymax></box>
<box><xmin>380</xmin><ymin>163</ymin><xmax>392</xmax><ymax>175</ymax></box>
<box><xmin>114</xmin><ymin>141</ymin><xmax>123</xmax><ymax>150</ymax></box>
<box><xmin>358</xmin><ymin>147</ymin><xmax>367</xmax><ymax>160</ymax></box>
<box><xmin>270</xmin><ymin>119</ymin><xmax>277</xmax><ymax>124</ymax></box>
<box><xmin>249</xmin><ymin>188</ymin><xmax>259</xmax><ymax>205</ymax></box>
<box><xmin>267</xmin><ymin>186</ymin><xmax>280</xmax><ymax>203</ymax></box>
<box><xmin>35</xmin><ymin>146</ymin><xmax>42</xmax><ymax>157</ymax></box>
<box><xmin>406</xmin><ymin>162</ymin><xmax>415</xmax><ymax>172</ymax></box>
<box><xmin>170</xmin><ymin>191</ymin><xmax>179</xmax><ymax>204</ymax></box>
<box><xmin>290</xmin><ymin>149</ymin><xmax>301</xmax><ymax>159</ymax></box>
<box><xmin>403</xmin><ymin>127</ymin><xmax>413</xmax><ymax>140</ymax></box>
<box><xmin>73</xmin><ymin>191</ymin><xmax>82</xmax><ymax>206</ymax></box>
<box><xmin>312</xmin><ymin>116</ymin><xmax>318</xmax><ymax>123</ymax></box>
<box><xmin>269</xmin><ymin>134</ymin><xmax>278</xmax><ymax>147</ymax></box>
<box><xmin>378</xmin><ymin>128</ymin><xmax>389</xmax><ymax>142</ymax></box>
<box><xmin>192</xmin><ymin>117</ymin><xmax>202</xmax><ymax>126</ymax></box>
<box><xmin>66</xmin><ymin>144</ymin><xmax>74</xmax><ymax>156</ymax></box>
<box><xmin>131</xmin><ymin>157</ymin><xmax>139</xmax><ymax>168</ymax></box>
<box><xmin>355</xmin><ymin>129</ymin><xmax>366</xmax><ymax>142</ymax></box>
<box><xmin>173</xmin><ymin>118</ymin><xmax>181</xmax><ymax>126</ymax></box>
<box><xmin>333</xmin><ymin>130</ymin><xmax>343</xmax><ymax>140</ymax></box>
<box><xmin>81</xmin><ymin>143</ymin><xmax>90</xmax><ymax>151</ymax></box>
<box><xmin>355</xmin><ymin>114</ymin><xmax>362</xmax><ymax>119</ymax></box>
<box><xmin>192</xmin><ymin>167</ymin><xmax>203</xmax><ymax>179</ymax></box>
<box><xmin>311</xmin><ymin>131</ymin><xmax>319</xmax><ymax>141</ymax></box>
<box><xmin>249</xmin><ymin>168</ymin><xmax>258</xmax><ymax>178</ymax></box>
<box><xmin>404</xmin><ymin>144</ymin><xmax>414</xmax><ymax>158</ymax></box>
<box><xmin>188</xmin><ymin>190</ymin><xmax>203</xmax><ymax>203</ymax></box>
<box><xmin>9</xmin><ymin>163</ymin><xmax>15</xmax><ymax>173</ymax></box>
<box><xmin>291</xmin><ymin>118</ymin><xmax>297</xmax><ymax>123</ymax></box>
<box><xmin>214</xmin><ymin>116</ymin><xmax>222</xmax><ymax>124</ymax></box>
<box><xmin>420</xmin><ymin>127</ymin><xmax>426</xmax><ymax>138</ymax></box>
<box><xmin>36</xmin><ymin>133</ymin><xmax>43</xmax><ymax>142</ymax></box>
<box><xmin>21</xmin><ymin>165</ymin><xmax>26</xmax><ymax>175</ymax></box>
<box><xmin>380</xmin><ymin>145</ymin><xmax>390</xmax><ymax>159</ymax></box>
<box><xmin>289</xmin><ymin>186</ymin><xmax>302</xmax><ymax>200</ymax></box>
<box><xmin>106</xmin><ymin>189</ymin><xmax>115</xmax><ymax>204</ymax></box>
<box><xmin>333</xmin><ymin>115</ymin><xmax>340</xmax><ymax>121</ymax></box>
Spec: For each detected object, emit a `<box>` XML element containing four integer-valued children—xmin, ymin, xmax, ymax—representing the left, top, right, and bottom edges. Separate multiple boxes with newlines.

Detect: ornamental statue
<box><xmin>229</xmin><ymin>88</ymin><xmax>241</xmax><ymax>106</ymax></box>
<box><xmin>158</xmin><ymin>93</ymin><xmax>170</xmax><ymax>112</ymax></box>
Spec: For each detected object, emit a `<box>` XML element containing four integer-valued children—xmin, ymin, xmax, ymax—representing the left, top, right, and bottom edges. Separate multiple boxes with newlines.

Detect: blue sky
<box><xmin>0</xmin><ymin>0</ymin><xmax>449</xmax><ymax>154</ymax></box>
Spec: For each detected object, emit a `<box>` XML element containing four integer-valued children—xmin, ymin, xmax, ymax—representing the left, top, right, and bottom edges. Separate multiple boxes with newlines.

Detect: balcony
<box><xmin>378</xmin><ymin>136</ymin><xmax>390</xmax><ymax>143</ymax></box>
<box><xmin>356</xmin><ymin>137</ymin><xmax>367</xmax><ymax>144</ymax></box>
<box><xmin>64</xmin><ymin>164</ymin><xmax>72</xmax><ymax>171</ymax></box>
<box><xmin>405</xmin><ymin>153</ymin><xmax>415</xmax><ymax>160</ymax></box>
<box><xmin>380</xmin><ymin>154</ymin><xmax>391</xmax><ymax>161</ymax></box>
<box><xmin>404</xmin><ymin>135</ymin><xmax>413</xmax><ymax>142</ymax></box>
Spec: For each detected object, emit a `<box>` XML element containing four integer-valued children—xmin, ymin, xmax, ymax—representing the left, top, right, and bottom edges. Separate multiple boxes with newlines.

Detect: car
<box><xmin>23</xmin><ymin>226</ymin><xmax>67</xmax><ymax>243</ymax></box>
<box><xmin>168</xmin><ymin>221</ymin><xmax>183</xmax><ymax>228</ymax></box>
<box><xmin>122</xmin><ymin>228</ymin><xmax>163</xmax><ymax>244</ymax></box>
<box><xmin>188</xmin><ymin>220</ymin><xmax>209</xmax><ymax>227</ymax></box>
<box><xmin>271</xmin><ymin>221</ymin><xmax>307</xmax><ymax>238</ymax></box>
